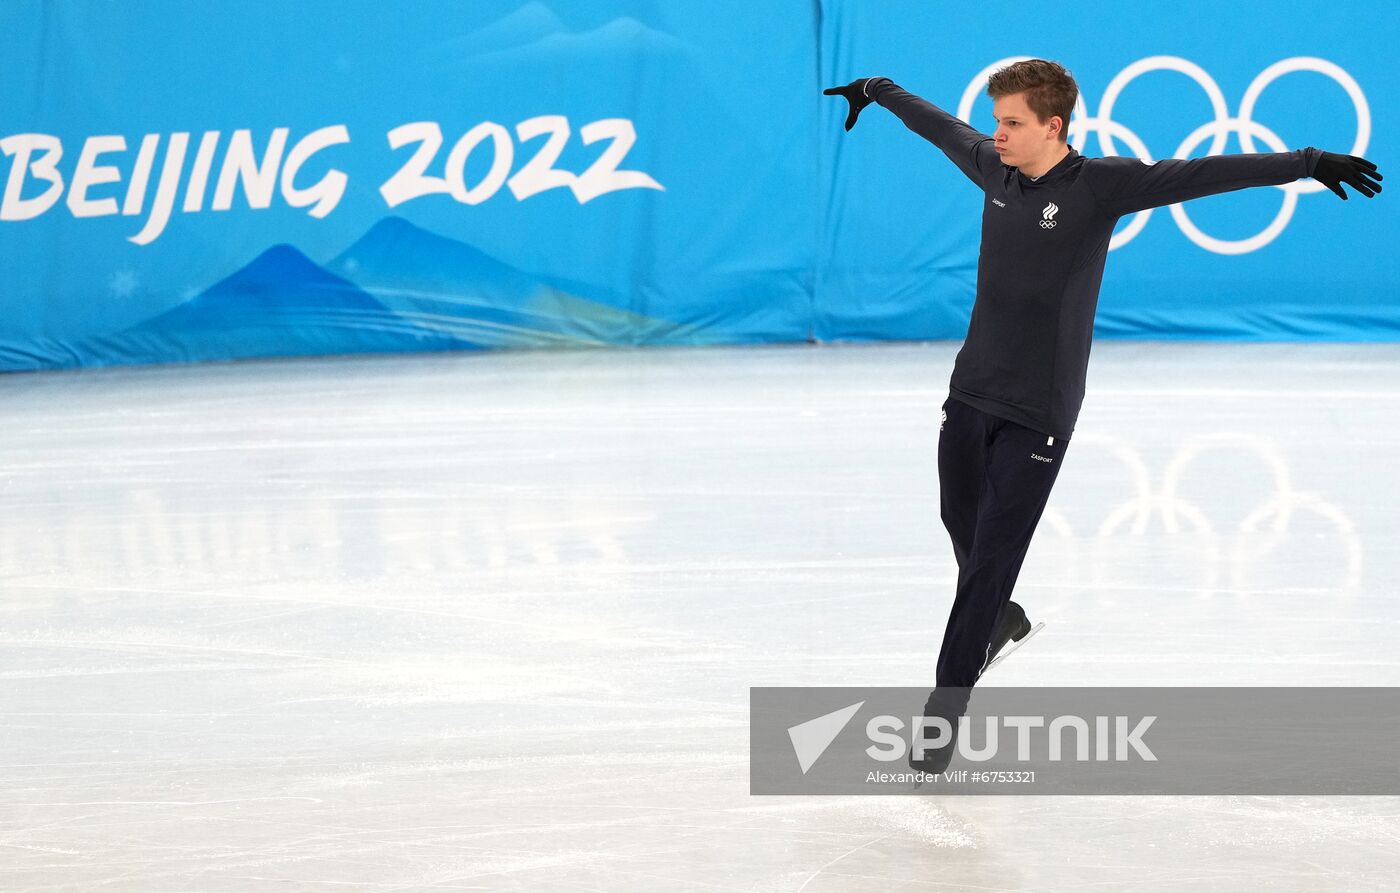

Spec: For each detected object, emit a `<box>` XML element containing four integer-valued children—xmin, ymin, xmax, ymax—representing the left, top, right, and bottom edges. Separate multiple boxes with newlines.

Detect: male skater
<box><xmin>824</xmin><ymin>59</ymin><xmax>1382</xmax><ymax>772</ymax></box>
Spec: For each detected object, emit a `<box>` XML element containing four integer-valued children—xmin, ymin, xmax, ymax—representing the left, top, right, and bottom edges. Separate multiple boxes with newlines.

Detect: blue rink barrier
<box><xmin>0</xmin><ymin>1</ymin><xmax>1394</xmax><ymax>371</ymax></box>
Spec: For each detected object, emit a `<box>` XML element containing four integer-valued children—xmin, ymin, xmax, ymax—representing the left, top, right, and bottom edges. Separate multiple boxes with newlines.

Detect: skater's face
<box><xmin>992</xmin><ymin>91</ymin><xmax>1064</xmax><ymax>168</ymax></box>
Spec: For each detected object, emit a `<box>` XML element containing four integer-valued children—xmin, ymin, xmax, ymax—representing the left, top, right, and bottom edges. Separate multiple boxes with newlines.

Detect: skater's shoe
<box><xmin>908</xmin><ymin>687</ymin><xmax>970</xmax><ymax>774</ymax></box>
<box><xmin>988</xmin><ymin>600</ymin><xmax>1033</xmax><ymax>665</ymax></box>
<box><xmin>908</xmin><ymin>720</ymin><xmax>958</xmax><ymax>774</ymax></box>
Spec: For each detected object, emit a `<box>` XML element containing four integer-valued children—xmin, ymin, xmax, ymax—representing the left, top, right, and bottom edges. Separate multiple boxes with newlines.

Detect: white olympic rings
<box><xmin>959</xmin><ymin>56</ymin><xmax>1371</xmax><ymax>255</ymax></box>
<box><xmin>1028</xmin><ymin>430</ymin><xmax>1362</xmax><ymax>599</ymax></box>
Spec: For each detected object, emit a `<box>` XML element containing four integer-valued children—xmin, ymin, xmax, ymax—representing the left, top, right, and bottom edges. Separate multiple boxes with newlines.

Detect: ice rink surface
<box><xmin>3</xmin><ymin>340</ymin><xmax>1399</xmax><ymax>891</ymax></box>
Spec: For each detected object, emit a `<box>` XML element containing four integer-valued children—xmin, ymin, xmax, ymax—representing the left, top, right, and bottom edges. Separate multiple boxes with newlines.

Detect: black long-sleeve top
<box><xmin>869</xmin><ymin>78</ymin><xmax>1323</xmax><ymax>440</ymax></box>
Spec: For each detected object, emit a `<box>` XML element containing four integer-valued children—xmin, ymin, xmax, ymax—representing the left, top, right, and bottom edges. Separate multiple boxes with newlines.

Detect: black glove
<box><xmin>1313</xmin><ymin>152</ymin><xmax>1383</xmax><ymax>200</ymax></box>
<box><xmin>822</xmin><ymin>77</ymin><xmax>891</xmax><ymax>132</ymax></box>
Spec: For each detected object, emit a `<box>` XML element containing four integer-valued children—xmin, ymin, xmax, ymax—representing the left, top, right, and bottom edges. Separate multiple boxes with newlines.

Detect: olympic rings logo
<box><xmin>1028</xmin><ymin>431</ymin><xmax>1361</xmax><ymax>598</ymax></box>
<box><xmin>959</xmin><ymin>56</ymin><xmax>1372</xmax><ymax>255</ymax></box>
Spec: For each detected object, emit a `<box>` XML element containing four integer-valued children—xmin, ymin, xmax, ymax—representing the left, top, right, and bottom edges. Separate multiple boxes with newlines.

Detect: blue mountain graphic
<box><xmin>329</xmin><ymin>217</ymin><xmax>682</xmax><ymax>347</ymax></box>
<box><xmin>91</xmin><ymin>243</ymin><xmax>475</xmax><ymax>365</ymax></box>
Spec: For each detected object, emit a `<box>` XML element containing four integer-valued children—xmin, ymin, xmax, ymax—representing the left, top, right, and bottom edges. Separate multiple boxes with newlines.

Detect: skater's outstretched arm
<box><xmin>1085</xmin><ymin>149</ymin><xmax>1383</xmax><ymax>217</ymax></box>
<box><xmin>823</xmin><ymin>77</ymin><xmax>1000</xmax><ymax>191</ymax></box>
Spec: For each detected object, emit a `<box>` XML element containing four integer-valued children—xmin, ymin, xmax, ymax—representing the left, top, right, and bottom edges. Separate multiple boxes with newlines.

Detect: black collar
<box><xmin>1019</xmin><ymin>145</ymin><xmax>1079</xmax><ymax>184</ymax></box>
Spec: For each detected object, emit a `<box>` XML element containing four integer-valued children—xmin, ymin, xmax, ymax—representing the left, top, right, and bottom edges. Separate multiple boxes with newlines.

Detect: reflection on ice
<box><xmin>3</xmin><ymin>341</ymin><xmax>1399</xmax><ymax>890</ymax></box>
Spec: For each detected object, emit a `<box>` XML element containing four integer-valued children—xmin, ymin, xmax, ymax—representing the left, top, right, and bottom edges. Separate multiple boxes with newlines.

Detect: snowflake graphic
<box><xmin>108</xmin><ymin>268</ymin><xmax>139</xmax><ymax>300</ymax></box>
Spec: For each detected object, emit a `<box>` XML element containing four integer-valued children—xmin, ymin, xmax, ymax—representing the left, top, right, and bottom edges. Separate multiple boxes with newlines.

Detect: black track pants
<box><xmin>935</xmin><ymin>395</ymin><xmax>1069</xmax><ymax>688</ymax></box>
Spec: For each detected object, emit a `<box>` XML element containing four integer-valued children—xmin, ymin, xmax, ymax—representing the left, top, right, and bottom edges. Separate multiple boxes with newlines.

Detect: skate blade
<box><xmin>983</xmin><ymin>621</ymin><xmax>1044</xmax><ymax>673</ymax></box>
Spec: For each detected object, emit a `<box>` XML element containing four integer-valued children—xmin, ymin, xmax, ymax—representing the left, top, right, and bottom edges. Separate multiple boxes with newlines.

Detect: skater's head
<box><xmin>987</xmin><ymin>59</ymin><xmax>1078</xmax><ymax>169</ymax></box>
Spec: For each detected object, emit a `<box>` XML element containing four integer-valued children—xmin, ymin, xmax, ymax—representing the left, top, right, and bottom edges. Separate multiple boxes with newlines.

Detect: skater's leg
<box><xmin>932</xmin><ymin>397</ymin><xmax>992</xmax><ymax>679</ymax></box>
<box><xmin>935</xmin><ymin>416</ymin><xmax>1067</xmax><ymax>688</ymax></box>
<box><xmin>937</xmin><ymin>396</ymin><xmax>988</xmax><ymax>569</ymax></box>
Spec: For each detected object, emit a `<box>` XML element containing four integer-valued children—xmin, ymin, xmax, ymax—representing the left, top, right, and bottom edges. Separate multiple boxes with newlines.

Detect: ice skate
<box><xmin>908</xmin><ymin>688</ymin><xmax>970</xmax><ymax>780</ymax></box>
<box><xmin>981</xmin><ymin>600</ymin><xmax>1044</xmax><ymax>676</ymax></box>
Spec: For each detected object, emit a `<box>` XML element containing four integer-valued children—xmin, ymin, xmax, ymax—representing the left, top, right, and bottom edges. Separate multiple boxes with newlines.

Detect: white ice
<box><xmin>2</xmin><ymin>341</ymin><xmax>1399</xmax><ymax>891</ymax></box>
